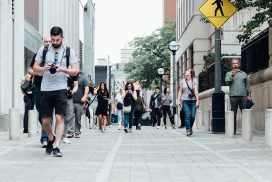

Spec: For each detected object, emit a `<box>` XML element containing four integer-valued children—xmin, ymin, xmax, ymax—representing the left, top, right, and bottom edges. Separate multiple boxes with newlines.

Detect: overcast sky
<box><xmin>93</xmin><ymin>0</ymin><xmax>163</xmax><ymax>63</ymax></box>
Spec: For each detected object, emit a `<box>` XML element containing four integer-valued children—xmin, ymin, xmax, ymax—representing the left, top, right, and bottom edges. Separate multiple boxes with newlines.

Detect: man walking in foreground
<box><xmin>34</xmin><ymin>26</ymin><xmax>79</xmax><ymax>157</ymax></box>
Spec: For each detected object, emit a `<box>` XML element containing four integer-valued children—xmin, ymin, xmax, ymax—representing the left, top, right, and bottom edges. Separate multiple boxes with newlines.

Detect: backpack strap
<box><xmin>41</xmin><ymin>45</ymin><xmax>49</xmax><ymax>66</ymax></box>
<box><xmin>66</xmin><ymin>46</ymin><xmax>70</xmax><ymax>68</ymax></box>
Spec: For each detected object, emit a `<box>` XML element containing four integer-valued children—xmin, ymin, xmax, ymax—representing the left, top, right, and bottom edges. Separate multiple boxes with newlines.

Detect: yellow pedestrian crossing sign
<box><xmin>199</xmin><ymin>0</ymin><xmax>238</xmax><ymax>29</ymax></box>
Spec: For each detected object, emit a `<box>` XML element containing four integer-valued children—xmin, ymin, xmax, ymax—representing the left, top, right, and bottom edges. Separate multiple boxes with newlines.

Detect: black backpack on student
<box><xmin>41</xmin><ymin>45</ymin><xmax>70</xmax><ymax>68</ymax></box>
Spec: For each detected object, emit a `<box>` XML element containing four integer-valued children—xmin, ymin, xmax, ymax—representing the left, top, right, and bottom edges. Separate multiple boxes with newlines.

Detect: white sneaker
<box><xmin>41</xmin><ymin>140</ymin><xmax>48</xmax><ymax>148</ymax></box>
<box><xmin>63</xmin><ymin>137</ymin><xmax>71</xmax><ymax>144</ymax></box>
<box><xmin>156</xmin><ymin>126</ymin><xmax>160</xmax><ymax>129</ymax></box>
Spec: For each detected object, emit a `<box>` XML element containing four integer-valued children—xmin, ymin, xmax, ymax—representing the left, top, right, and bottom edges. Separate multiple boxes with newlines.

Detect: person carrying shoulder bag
<box><xmin>178</xmin><ymin>68</ymin><xmax>199</xmax><ymax>136</ymax></box>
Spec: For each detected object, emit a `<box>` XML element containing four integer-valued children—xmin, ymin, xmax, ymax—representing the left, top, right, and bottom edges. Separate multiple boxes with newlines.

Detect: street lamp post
<box><xmin>168</xmin><ymin>41</ymin><xmax>180</xmax><ymax>118</ymax></box>
<box><xmin>157</xmin><ymin>68</ymin><xmax>164</xmax><ymax>92</ymax></box>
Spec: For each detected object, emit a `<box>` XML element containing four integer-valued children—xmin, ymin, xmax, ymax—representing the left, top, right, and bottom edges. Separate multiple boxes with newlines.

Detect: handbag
<box><xmin>117</xmin><ymin>102</ymin><xmax>123</xmax><ymax>110</ymax></box>
<box><xmin>123</xmin><ymin>105</ymin><xmax>131</xmax><ymax>114</ymax></box>
<box><xmin>246</xmin><ymin>99</ymin><xmax>254</xmax><ymax>109</ymax></box>
<box><xmin>21</xmin><ymin>78</ymin><xmax>34</xmax><ymax>95</ymax></box>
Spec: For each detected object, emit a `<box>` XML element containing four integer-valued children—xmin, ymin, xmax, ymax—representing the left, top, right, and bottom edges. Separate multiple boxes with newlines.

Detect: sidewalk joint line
<box><xmin>172</xmin><ymin>131</ymin><xmax>270</xmax><ymax>182</ymax></box>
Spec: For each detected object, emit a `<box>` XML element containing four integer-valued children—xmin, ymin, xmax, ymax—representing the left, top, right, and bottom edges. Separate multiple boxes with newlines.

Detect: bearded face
<box><xmin>51</xmin><ymin>35</ymin><xmax>63</xmax><ymax>49</ymax></box>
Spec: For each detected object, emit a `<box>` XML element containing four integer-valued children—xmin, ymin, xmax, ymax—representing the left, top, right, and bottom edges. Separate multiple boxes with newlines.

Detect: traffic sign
<box><xmin>199</xmin><ymin>0</ymin><xmax>237</xmax><ymax>29</ymax></box>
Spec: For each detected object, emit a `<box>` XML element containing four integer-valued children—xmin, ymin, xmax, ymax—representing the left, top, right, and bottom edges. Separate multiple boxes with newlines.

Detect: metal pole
<box><xmin>215</xmin><ymin>29</ymin><xmax>221</xmax><ymax>92</ymax></box>
<box><xmin>172</xmin><ymin>51</ymin><xmax>176</xmax><ymax>116</ymax></box>
<box><xmin>211</xmin><ymin>29</ymin><xmax>225</xmax><ymax>133</ymax></box>
<box><xmin>160</xmin><ymin>74</ymin><xmax>162</xmax><ymax>93</ymax></box>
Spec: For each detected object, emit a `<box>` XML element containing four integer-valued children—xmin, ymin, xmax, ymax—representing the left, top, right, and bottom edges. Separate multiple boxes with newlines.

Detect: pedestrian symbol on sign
<box><xmin>212</xmin><ymin>0</ymin><xmax>224</xmax><ymax>16</ymax></box>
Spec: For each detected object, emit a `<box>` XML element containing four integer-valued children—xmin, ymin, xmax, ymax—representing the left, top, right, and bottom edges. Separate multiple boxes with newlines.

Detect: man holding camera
<box><xmin>34</xmin><ymin>26</ymin><xmax>79</xmax><ymax>157</ymax></box>
<box><xmin>225</xmin><ymin>58</ymin><xmax>251</xmax><ymax>135</ymax></box>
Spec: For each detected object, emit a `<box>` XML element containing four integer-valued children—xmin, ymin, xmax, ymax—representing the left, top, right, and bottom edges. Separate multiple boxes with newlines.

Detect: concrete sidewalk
<box><xmin>0</xmin><ymin>126</ymin><xmax>271</xmax><ymax>182</ymax></box>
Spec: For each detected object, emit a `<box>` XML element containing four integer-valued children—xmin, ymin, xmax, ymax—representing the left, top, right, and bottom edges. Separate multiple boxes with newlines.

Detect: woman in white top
<box><xmin>115</xmin><ymin>88</ymin><xmax>124</xmax><ymax>130</ymax></box>
<box><xmin>178</xmin><ymin>68</ymin><xmax>199</xmax><ymax>136</ymax></box>
<box><xmin>87</xmin><ymin>86</ymin><xmax>98</xmax><ymax>129</ymax></box>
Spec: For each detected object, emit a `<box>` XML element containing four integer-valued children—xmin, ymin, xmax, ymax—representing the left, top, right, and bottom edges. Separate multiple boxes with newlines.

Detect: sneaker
<box><xmin>41</xmin><ymin>140</ymin><xmax>48</xmax><ymax>148</ymax></box>
<box><xmin>128</xmin><ymin>128</ymin><xmax>132</xmax><ymax>133</ymax></box>
<box><xmin>63</xmin><ymin>137</ymin><xmax>71</xmax><ymax>144</ymax></box>
<box><xmin>101</xmin><ymin>128</ymin><xmax>105</xmax><ymax>133</ymax></box>
<box><xmin>66</xmin><ymin>133</ymin><xmax>74</xmax><ymax>138</ymax></box>
<box><xmin>74</xmin><ymin>134</ymin><xmax>80</xmax><ymax>138</ymax></box>
<box><xmin>124</xmin><ymin>128</ymin><xmax>128</xmax><ymax>133</ymax></box>
<box><xmin>172</xmin><ymin>125</ymin><xmax>176</xmax><ymax>129</ymax></box>
<box><xmin>165</xmin><ymin>126</ymin><xmax>167</xmax><ymax>129</ymax></box>
<box><xmin>186</xmin><ymin>130</ymin><xmax>191</xmax><ymax>137</ymax></box>
<box><xmin>52</xmin><ymin>147</ymin><xmax>63</xmax><ymax>157</ymax></box>
<box><xmin>46</xmin><ymin>136</ymin><xmax>55</xmax><ymax>155</ymax></box>
<box><xmin>156</xmin><ymin>126</ymin><xmax>160</xmax><ymax>129</ymax></box>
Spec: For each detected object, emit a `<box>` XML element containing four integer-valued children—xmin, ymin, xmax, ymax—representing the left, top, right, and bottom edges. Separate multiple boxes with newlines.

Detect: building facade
<box><xmin>0</xmin><ymin>0</ymin><xmax>87</xmax><ymax>130</ymax></box>
<box><xmin>83</xmin><ymin>0</ymin><xmax>95</xmax><ymax>81</ymax></box>
<box><xmin>163</xmin><ymin>0</ymin><xmax>176</xmax><ymax>25</ymax></box>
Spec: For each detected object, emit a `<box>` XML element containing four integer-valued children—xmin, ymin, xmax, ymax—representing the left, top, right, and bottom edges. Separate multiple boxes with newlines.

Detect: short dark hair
<box><xmin>50</xmin><ymin>26</ymin><xmax>63</xmax><ymax>37</ymax></box>
<box><xmin>155</xmin><ymin>87</ymin><xmax>160</xmax><ymax>90</ymax></box>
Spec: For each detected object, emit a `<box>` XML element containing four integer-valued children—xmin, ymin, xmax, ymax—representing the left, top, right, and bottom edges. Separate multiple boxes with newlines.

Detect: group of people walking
<box><xmin>21</xmin><ymin>25</ymin><xmax>251</xmax><ymax>158</ymax></box>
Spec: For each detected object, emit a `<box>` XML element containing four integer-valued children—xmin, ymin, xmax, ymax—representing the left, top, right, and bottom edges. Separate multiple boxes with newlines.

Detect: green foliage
<box><xmin>232</xmin><ymin>0</ymin><xmax>272</xmax><ymax>43</ymax></box>
<box><xmin>124</xmin><ymin>20</ymin><xmax>176</xmax><ymax>89</ymax></box>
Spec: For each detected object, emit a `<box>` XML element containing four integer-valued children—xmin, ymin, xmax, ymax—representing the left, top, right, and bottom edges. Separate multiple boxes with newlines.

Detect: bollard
<box><xmin>225</xmin><ymin>111</ymin><xmax>234</xmax><ymax>138</ymax></box>
<box><xmin>242</xmin><ymin>109</ymin><xmax>253</xmax><ymax>141</ymax></box>
<box><xmin>28</xmin><ymin>110</ymin><xmax>38</xmax><ymax>137</ymax></box>
<box><xmin>9</xmin><ymin>108</ymin><xmax>20</xmax><ymax>140</ymax></box>
<box><xmin>174</xmin><ymin>114</ymin><xmax>179</xmax><ymax>128</ymax></box>
<box><xmin>265</xmin><ymin>109</ymin><xmax>272</xmax><ymax>147</ymax></box>
<box><xmin>203</xmin><ymin>110</ymin><xmax>210</xmax><ymax>132</ymax></box>
<box><xmin>196</xmin><ymin>110</ymin><xmax>203</xmax><ymax>130</ymax></box>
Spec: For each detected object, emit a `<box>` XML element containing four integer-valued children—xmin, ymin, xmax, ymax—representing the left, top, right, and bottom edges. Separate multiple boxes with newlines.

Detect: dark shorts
<box><xmin>40</xmin><ymin>89</ymin><xmax>67</xmax><ymax>117</ymax></box>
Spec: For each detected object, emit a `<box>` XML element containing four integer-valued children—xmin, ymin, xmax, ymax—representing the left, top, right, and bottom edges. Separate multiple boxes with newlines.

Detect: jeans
<box><xmin>230</xmin><ymin>96</ymin><xmax>247</xmax><ymax>132</ymax></box>
<box><xmin>73</xmin><ymin>103</ymin><xmax>83</xmax><ymax>134</ymax></box>
<box><xmin>124</xmin><ymin>107</ymin><xmax>134</xmax><ymax>129</ymax></box>
<box><xmin>162</xmin><ymin>105</ymin><xmax>174</xmax><ymax>126</ymax></box>
<box><xmin>151</xmin><ymin>108</ymin><xmax>162</xmax><ymax>127</ymax></box>
<box><xmin>182</xmin><ymin>100</ymin><xmax>197</xmax><ymax>131</ymax></box>
<box><xmin>134</xmin><ymin>110</ymin><xmax>142</xmax><ymax>127</ymax></box>
<box><xmin>64</xmin><ymin>98</ymin><xmax>74</xmax><ymax>136</ymax></box>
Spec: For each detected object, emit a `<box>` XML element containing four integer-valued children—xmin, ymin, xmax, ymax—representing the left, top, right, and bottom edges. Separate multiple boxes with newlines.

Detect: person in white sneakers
<box><xmin>63</xmin><ymin>75</ymin><xmax>78</xmax><ymax>144</ymax></box>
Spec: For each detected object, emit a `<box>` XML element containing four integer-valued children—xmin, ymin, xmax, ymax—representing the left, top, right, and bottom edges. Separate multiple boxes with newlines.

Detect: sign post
<box><xmin>199</xmin><ymin>0</ymin><xmax>237</xmax><ymax>133</ymax></box>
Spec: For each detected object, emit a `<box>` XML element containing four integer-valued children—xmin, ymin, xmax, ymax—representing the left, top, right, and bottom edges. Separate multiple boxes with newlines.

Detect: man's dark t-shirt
<box><xmin>73</xmin><ymin>75</ymin><xmax>88</xmax><ymax>103</ymax></box>
<box><xmin>30</xmin><ymin>53</ymin><xmax>42</xmax><ymax>88</ymax></box>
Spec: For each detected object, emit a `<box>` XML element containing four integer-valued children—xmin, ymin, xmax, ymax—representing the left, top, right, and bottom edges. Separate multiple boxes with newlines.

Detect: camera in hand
<box><xmin>188</xmin><ymin>93</ymin><xmax>195</xmax><ymax>98</ymax></box>
<box><xmin>66</xmin><ymin>89</ymin><xmax>72</xmax><ymax>96</ymax></box>
<box><xmin>49</xmin><ymin>64</ymin><xmax>58</xmax><ymax>74</ymax></box>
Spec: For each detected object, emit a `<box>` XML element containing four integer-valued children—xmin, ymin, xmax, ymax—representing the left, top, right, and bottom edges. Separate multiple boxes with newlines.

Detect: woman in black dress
<box><xmin>96</xmin><ymin>82</ymin><xmax>109</xmax><ymax>132</ymax></box>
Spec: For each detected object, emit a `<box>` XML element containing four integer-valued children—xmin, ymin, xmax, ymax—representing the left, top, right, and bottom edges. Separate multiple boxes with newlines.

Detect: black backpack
<box><xmin>41</xmin><ymin>45</ymin><xmax>70</xmax><ymax>68</ymax></box>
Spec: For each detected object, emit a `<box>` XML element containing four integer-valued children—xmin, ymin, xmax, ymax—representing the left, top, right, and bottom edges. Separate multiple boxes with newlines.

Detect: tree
<box><xmin>233</xmin><ymin>0</ymin><xmax>272</xmax><ymax>43</ymax></box>
<box><xmin>124</xmin><ymin>20</ymin><xmax>176</xmax><ymax>89</ymax></box>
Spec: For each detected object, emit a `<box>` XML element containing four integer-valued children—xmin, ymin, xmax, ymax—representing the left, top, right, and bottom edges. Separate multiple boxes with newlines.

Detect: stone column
<box><xmin>9</xmin><ymin>108</ymin><xmax>20</xmax><ymax>140</ymax></box>
<box><xmin>203</xmin><ymin>110</ymin><xmax>210</xmax><ymax>131</ymax></box>
<box><xmin>225</xmin><ymin>111</ymin><xmax>234</xmax><ymax>138</ymax></box>
<box><xmin>28</xmin><ymin>110</ymin><xmax>38</xmax><ymax>137</ymax></box>
<box><xmin>242</xmin><ymin>109</ymin><xmax>253</xmax><ymax>141</ymax></box>
<box><xmin>196</xmin><ymin>110</ymin><xmax>203</xmax><ymax>130</ymax></box>
<box><xmin>265</xmin><ymin>109</ymin><xmax>272</xmax><ymax>147</ymax></box>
